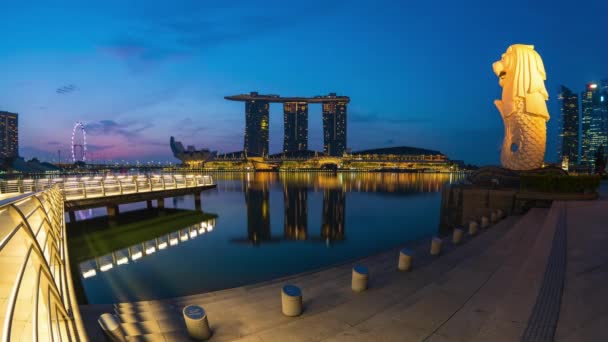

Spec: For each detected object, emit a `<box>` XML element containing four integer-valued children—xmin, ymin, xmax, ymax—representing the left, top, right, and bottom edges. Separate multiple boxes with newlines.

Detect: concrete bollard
<box><xmin>351</xmin><ymin>265</ymin><xmax>369</xmax><ymax>292</ymax></box>
<box><xmin>430</xmin><ymin>237</ymin><xmax>442</xmax><ymax>256</ymax></box>
<box><xmin>281</xmin><ymin>285</ymin><xmax>303</xmax><ymax>317</ymax></box>
<box><xmin>490</xmin><ymin>211</ymin><xmax>498</xmax><ymax>223</ymax></box>
<box><xmin>398</xmin><ymin>248</ymin><xmax>413</xmax><ymax>271</ymax></box>
<box><xmin>183</xmin><ymin>305</ymin><xmax>211</xmax><ymax>340</ymax></box>
<box><xmin>481</xmin><ymin>216</ymin><xmax>489</xmax><ymax>229</ymax></box>
<box><xmin>98</xmin><ymin>313</ymin><xmax>126</xmax><ymax>342</ymax></box>
<box><xmin>497</xmin><ymin>209</ymin><xmax>504</xmax><ymax>219</ymax></box>
<box><xmin>469</xmin><ymin>221</ymin><xmax>478</xmax><ymax>236</ymax></box>
<box><xmin>452</xmin><ymin>227</ymin><xmax>464</xmax><ymax>245</ymax></box>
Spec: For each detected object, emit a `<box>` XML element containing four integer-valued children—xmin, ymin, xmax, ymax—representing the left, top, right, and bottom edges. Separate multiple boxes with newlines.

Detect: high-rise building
<box><xmin>322</xmin><ymin>94</ymin><xmax>347</xmax><ymax>156</ymax></box>
<box><xmin>581</xmin><ymin>81</ymin><xmax>608</xmax><ymax>168</ymax></box>
<box><xmin>0</xmin><ymin>111</ymin><xmax>19</xmax><ymax>158</ymax></box>
<box><xmin>244</xmin><ymin>92</ymin><xmax>270</xmax><ymax>156</ymax></box>
<box><xmin>283</xmin><ymin>102</ymin><xmax>308</xmax><ymax>152</ymax></box>
<box><xmin>558</xmin><ymin>86</ymin><xmax>579</xmax><ymax>168</ymax></box>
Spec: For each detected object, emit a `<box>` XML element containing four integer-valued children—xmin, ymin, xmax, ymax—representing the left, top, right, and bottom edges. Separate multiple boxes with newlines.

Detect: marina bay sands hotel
<box><xmin>225</xmin><ymin>92</ymin><xmax>350</xmax><ymax>157</ymax></box>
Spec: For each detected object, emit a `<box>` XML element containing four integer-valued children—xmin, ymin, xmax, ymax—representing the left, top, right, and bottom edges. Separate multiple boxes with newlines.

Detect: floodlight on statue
<box><xmin>493</xmin><ymin>44</ymin><xmax>549</xmax><ymax>170</ymax></box>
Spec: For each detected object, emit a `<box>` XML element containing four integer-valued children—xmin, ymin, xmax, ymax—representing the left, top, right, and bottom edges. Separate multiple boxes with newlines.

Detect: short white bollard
<box><xmin>98</xmin><ymin>313</ymin><xmax>126</xmax><ymax>342</ymax></box>
<box><xmin>430</xmin><ymin>237</ymin><xmax>442</xmax><ymax>256</ymax></box>
<box><xmin>452</xmin><ymin>227</ymin><xmax>464</xmax><ymax>245</ymax></box>
<box><xmin>469</xmin><ymin>220</ymin><xmax>478</xmax><ymax>236</ymax></box>
<box><xmin>183</xmin><ymin>305</ymin><xmax>211</xmax><ymax>340</ymax></box>
<box><xmin>281</xmin><ymin>285</ymin><xmax>303</xmax><ymax>317</ymax></box>
<box><xmin>398</xmin><ymin>248</ymin><xmax>413</xmax><ymax>271</ymax></box>
<box><xmin>490</xmin><ymin>211</ymin><xmax>498</xmax><ymax>223</ymax></box>
<box><xmin>481</xmin><ymin>216</ymin><xmax>489</xmax><ymax>228</ymax></box>
<box><xmin>352</xmin><ymin>265</ymin><xmax>369</xmax><ymax>292</ymax></box>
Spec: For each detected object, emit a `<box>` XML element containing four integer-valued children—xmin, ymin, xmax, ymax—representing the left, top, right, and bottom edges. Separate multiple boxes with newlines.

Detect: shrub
<box><xmin>520</xmin><ymin>175</ymin><xmax>601</xmax><ymax>193</ymax></box>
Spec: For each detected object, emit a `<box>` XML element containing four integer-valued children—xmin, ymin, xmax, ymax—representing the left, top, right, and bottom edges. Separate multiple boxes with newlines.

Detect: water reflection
<box><xmin>78</xmin><ymin>218</ymin><xmax>216</xmax><ymax>279</ymax></box>
<box><xmin>237</xmin><ymin>172</ymin><xmax>457</xmax><ymax>245</ymax></box>
<box><xmin>321</xmin><ymin>188</ymin><xmax>345</xmax><ymax>243</ymax></box>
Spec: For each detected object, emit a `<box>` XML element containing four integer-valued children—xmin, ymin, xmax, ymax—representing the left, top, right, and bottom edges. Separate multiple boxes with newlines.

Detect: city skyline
<box><xmin>0</xmin><ymin>0</ymin><xmax>606</xmax><ymax>164</ymax></box>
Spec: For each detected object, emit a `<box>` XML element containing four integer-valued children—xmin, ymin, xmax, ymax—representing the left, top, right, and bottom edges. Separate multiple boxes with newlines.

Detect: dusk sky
<box><xmin>1</xmin><ymin>0</ymin><xmax>606</xmax><ymax>164</ymax></box>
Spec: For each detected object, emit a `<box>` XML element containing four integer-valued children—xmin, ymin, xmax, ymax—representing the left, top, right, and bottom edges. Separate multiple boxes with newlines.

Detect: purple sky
<box><xmin>1</xmin><ymin>0</ymin><xmax>606</xmax><ymax>164</ymax></box>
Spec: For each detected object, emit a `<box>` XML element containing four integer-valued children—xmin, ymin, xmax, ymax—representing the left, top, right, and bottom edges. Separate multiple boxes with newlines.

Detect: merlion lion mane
<box><xmin>492</xmin><ymin>44</ymin><xmax>549</xmax><ymax>170</ymax></box>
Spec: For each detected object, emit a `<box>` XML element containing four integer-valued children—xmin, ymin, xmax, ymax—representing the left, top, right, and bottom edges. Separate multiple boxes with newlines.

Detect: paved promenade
<box><xmin>79</xmin><ymin>182</ymin><xmax>608</xmax><ymax>341</ymax></box>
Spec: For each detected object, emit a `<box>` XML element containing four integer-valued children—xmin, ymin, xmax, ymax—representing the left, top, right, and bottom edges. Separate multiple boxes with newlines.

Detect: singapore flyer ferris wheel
<box><xmin>71</xmin><ymin>121</ymin><xmax>87</xmax><ymax>163</ymax></box>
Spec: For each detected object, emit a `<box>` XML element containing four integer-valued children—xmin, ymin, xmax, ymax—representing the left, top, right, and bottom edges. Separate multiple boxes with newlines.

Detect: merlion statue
<box><xmin>493</xmin><ymin>44</ymin><xmax>549</xmax><ymax>170</ymax></box>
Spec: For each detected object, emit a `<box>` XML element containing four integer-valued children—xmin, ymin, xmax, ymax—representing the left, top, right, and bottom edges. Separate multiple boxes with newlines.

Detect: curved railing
<box><xmin>0</xmin><ymin>185</ymin><xmax>87</xmax><ymax>342</ymax></box>
<box><xmin>0</xmin><ymin>174</ymin><xmax>214</xmax><ymax>200</ymax></box>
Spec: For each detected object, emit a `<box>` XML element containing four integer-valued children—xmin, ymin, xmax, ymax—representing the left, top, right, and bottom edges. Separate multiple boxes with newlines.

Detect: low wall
<box><xmin>439</xmin><ymin>185</ymin><xmax>597</xmax><ymax>229</ymax></box>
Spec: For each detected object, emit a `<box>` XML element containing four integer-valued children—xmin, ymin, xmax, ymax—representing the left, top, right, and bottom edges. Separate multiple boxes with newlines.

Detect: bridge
<box><xmin>0</xmin><ymin>185</ymin><xmax>87</xmax><ymax>341</ymax></box>
<box><xmin>1</xmin><ymin>174</ymin><xmax>216</xmax><ymax>221</ymax></box>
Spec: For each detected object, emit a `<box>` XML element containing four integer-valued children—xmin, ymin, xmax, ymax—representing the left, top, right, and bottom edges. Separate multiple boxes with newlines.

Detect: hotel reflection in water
<box><xmin>242</xmin><ymin>172</ymin><xmax>451</xmax><ymax>245</ymax></box>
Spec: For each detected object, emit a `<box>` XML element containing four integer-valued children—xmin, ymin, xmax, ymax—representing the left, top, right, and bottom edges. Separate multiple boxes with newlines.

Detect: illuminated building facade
<box><xmin>244</xmin><ymin>93</ymin><xmax>270</xmax><ymax>156</ymax></box>
<box><xmin>558</xmin><ymin>86</ymin><xmax>579</xmax><ymax>168</ymax></box>
<box><xmin>283</xmin><ymin>102</ymin><xmax>308</xmax><ymax>152</ymax></box>
<box><xmin>322</xmin><ymin>94</ymin><xmax>348</xmax><ymax>156</ymax></box>
<box><xmin>226</xmin><ymin>92</ymin><xmax>349</xmax><ymax>156</ymax></box>
<box><xmin>581</xmin><ymin>81</ymin><xmax>608</xmax><ymax>167</ymax></box>
<box><xmin>0</xmin><ymin>111</ymin><xmax>18</xmax><ymax>158</ymax></box>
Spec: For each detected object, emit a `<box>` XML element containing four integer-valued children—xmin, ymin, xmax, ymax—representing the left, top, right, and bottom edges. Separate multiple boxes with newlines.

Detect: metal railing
<box><xmin>0</xmin><ymin>174</ymin><xmax>214</xmax><ymax>200</ymax></box>
<box><xmin>0</xmin><ymin>185</ymin><xmax>87</xmax><ymax>342</ymax></box>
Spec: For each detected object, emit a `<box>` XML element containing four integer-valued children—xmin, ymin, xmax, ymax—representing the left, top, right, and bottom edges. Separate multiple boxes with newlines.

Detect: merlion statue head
<box><xmin>492</xmin><ymin>44</ymin><xmax>549</xmax><ymax>119</ymax></box>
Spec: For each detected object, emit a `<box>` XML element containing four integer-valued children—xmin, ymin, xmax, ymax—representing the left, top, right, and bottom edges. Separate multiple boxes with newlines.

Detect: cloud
<box><xmin>172</xmin><ymin>117</ymin><xmax>208</xmax><ymax>138</ymax></box>
<box><xmin>99</xmin><ymin>1</ymin><xmax>345</xmax><ymax>70</ymax></box>
<box><xmin>350</xmin><ymin>111</ymin><xmax>431</xmax><ymax>124</ymax></box>
<box><xmin>56</xmin><ymin>84</ymin><xmax>77</xmax><ymax>95</ymax></box>
<box><xmin>46</xmin><ymin>140</ymin><xmax>62</xmax><ymax>145</ymax></box>
<box><xmin>86</xmin><ymin>144</ymin><xmax>115</xmax><ymax>152</ymax></box>
<box><xmin>85</xmin><ymin>120</ymin><xmax>154</xmax><ymax>140</ymax></box>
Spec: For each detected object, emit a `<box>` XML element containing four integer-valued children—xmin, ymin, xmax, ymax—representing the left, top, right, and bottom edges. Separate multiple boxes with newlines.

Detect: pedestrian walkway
<box><xmin>78</xmin><ymin>182</ymin><xmax>608</xmax><ymax>341</ymax></box>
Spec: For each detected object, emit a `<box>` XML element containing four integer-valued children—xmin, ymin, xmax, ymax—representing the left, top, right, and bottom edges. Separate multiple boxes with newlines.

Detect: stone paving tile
<box><xmin>126</xmin><ymin>333</ymin><xmax>166</xmax><ymax>341</ymax></box>
<box><xmin>322</xmin><ymin>319</ymin><xmax>428</xmax><ymax>342</ymax></box>
<box><xmin>256</xmin><ymin>312</ymin><xmax>352</xmax><ymax>342</ymax></box>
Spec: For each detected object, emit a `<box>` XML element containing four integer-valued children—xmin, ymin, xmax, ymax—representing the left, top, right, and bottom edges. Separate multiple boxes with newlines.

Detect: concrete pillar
<box><xmin>398</xmin><ymin>248</ymin><xmax>413</xmax><ymax>271</ymax></box>
<box><xmin>430</xmin><ymin>237</ymin><xmax>442</xmax><ymax>256</ymax></box>
<box><xmin>107</xmin><ymin>205</ymin><xmax>119</xmax><ymax>218</ymax></box>
<box><xmin>183</xmin><ymin>305</ymin><xmax>211</xmax><ymax>340</ymax></box>
<box><xmin>481</xmin><ymin>216</ymin><xmax>489</xmax><ymax>228</ymax></box>
<box><xmin>194</xmin><ymin>194</ymin><xmax>202</xmax><ymax>211</ymax></box>
<box><xmin>469</xmin><ymin>221</ymin><xmax>479</xmax><ymax>236</ymax></box>
<box><xmin>68</xmin><ymin>211</ymin><xmax>76</xmax><ymax>223</ymax></box>
<box><xmin>281</xmin><ymin>285</ymin><xmax>303</xmax><ymax>317</ymax></box>
<box><xmin>146</xmin><ymin>200</ymin><xmax>153</xmax><ymax>209</ymax></box>
<box><xmin>351</xmin><ymin>265</ymin><xmax>369</xmax><ymax>292</ymax></box>
<box><xmin>157</xmin><ymin>198</ymin><xmax>165</xmax><ymax>209</ymax></box>
<box><xmin>452</xmin><ymin>227</ymin><xmax>464</xmax><ymax>245</ymax></box>
<box><xmin>98</xmin><ymin>313</ymin><xmax>126</xmax><ymax>342</ymax></box>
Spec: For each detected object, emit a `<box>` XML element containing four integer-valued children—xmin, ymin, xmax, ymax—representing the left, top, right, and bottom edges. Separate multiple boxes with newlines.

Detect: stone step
<box><xmin>242</xmin><ymin>214</ymin><xmax>529</xmax><ymax>341</ymax></box>
<box><xmin>422</xmin><ymin>208</ymin><xmax>549</xmax><ymax>341</ymax></box>
<box><xmin>470</xmin><ymin>205</ymin><xmax>559</xmax><ymax>341</ymax></box>
<box><xmin>95</xmin><ymin>214</ymin><xmax>525</xmax><ymax>340</ymax></box>
<box><xmin>317</xmin><ymin>210</ymin><xmax>545</xmax><ymax>342</ymax></box>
